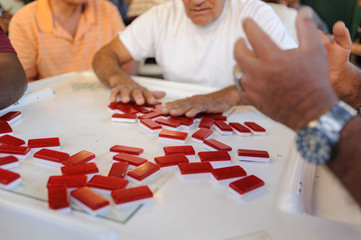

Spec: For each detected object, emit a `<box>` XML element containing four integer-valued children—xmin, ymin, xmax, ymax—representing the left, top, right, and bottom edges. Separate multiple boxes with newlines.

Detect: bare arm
<box><xmin>92</xmin><ymin>37</ymin><xmax>164</xmax><ymax>104</ymax></box>
<box><xmin>0</xmin><ymin>51</ymin><xmax>27</xmax><ymax>110</ymax></box>
<box><xmin>162</xmin><ymin>85</ymin><xmax>247</xmax><ymax>117</ymax></box>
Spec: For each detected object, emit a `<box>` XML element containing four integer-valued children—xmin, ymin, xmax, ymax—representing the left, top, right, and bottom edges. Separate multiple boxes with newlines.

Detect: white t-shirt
<box><xmin>119</xmin><ymin>0</ymin><xmax>297</xmax><ymax>88</ymax></box>
<box><xmin>267</xmin><ymin>3</ymin><xmax>298</xmax><ymax>44</ymax></box>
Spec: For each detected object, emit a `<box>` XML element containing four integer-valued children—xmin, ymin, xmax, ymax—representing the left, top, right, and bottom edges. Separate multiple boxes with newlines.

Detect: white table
<box><xmin>1</xmin><ymin>70</ymin><xmax>360</xmax><ymax>240</ymax></box>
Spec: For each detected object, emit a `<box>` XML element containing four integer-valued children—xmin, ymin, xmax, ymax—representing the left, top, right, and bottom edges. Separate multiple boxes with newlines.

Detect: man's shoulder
<box><xmin>11</xmin><ymin>1</ymin><xmax>37</xmax><ymax>22</ymax></box>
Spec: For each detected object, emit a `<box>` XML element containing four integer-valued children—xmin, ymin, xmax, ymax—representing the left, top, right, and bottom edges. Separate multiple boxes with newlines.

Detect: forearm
<box><xmin>92</xmin><ymin>48</ymin><xmax>130</xmax><ymax>89</ymax></box>
<box><xmin>0</xmin><ymin>53</ymin><xmax>27</xmax><ymax>109</ymax></box>
<box><xmin>327</xmin><ymin>116</ymin><xmax>361</xmax><ymax>207</ymax></box>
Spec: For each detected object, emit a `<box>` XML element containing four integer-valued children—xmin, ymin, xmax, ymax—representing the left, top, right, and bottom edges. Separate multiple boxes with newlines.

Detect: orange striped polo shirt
<box><xmin>9</xmin><ymin>0</ymin><xmax>124</xmax><ymax>80</ymax></box>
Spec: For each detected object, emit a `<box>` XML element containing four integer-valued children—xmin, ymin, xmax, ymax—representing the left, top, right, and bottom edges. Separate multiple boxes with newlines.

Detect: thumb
<box><xmin>333</xmin><ymin>21</ymin><xmax>352</xmax><ymax>51</ymax></box>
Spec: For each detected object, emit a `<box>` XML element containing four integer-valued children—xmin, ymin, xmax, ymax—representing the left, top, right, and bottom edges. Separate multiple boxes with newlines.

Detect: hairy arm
<box><xmin>92</xmin><ymin>37</ymin><xmax>164</xmax><ymax>104</ymax></box>
<box><xmin>0</xmin><ymin>51</ymin><xmax>27</xmax><ymax>109</ymax></box>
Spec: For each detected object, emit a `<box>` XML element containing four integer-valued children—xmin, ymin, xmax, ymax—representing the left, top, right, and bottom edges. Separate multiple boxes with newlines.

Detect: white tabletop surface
<box><xmin>0</xmin><ymin>70</ymin><xmax>360</xmax><ymax>240</ymax></box>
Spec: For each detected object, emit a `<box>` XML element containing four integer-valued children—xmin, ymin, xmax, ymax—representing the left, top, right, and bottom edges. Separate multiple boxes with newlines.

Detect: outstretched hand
<box><xmin>109</xmin><ymin>74</ymin><xmax>165</xmax><ymax>105</ymax></box>
<box><xmin>161</xmin><ymin>86</ymin><xmax>244</xmax><ymax>117</ymax></box>
<box><xmin>233</xmin><ymin>7</ymin><xmax>338</xmax><ymax>130</ymax></box>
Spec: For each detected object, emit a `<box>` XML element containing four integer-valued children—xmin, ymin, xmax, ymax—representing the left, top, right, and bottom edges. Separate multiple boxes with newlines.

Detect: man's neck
<box><xmin>49</xmin><ymin>0</ymin><xmax>84</xmax><ymax>20</ymax></box>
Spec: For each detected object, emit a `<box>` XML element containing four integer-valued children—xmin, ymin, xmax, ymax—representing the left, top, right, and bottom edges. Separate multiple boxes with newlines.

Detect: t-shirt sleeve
<box><xmin>118</xmin><ymin>7</ymin><xmax>158</xmax><ymax>61</ymax></box>
<box><xmin>252</xmin><ymin>3</ymin><xmax>298</xmax><ymax>50</ymax></box>
<box><xmin>0</xmin><ymin>26</ymin><xmax>15</xmax><ymax>53</ymax></box>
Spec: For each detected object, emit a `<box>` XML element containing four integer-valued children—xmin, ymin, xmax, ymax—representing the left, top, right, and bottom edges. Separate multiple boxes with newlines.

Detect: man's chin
<box><xmin>190</xmin><ymin>16</ymin><xmax>212</xmax><ymax>26</ymax></box>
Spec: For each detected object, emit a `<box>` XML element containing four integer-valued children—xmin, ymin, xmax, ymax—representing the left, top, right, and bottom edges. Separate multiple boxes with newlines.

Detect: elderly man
<box><xmin>234</xmin><ymin>7</ymin><xmax>361</xmax><ymax>206</ymax></box>
<box><xmin>9</xmin><ymin>0</ymin><xmax>128</xmax><ymax>81</ymax></box>
<box><xmin>93</xmin><ymin>0</ymin><xmax>296</xmax><ymax>117</ymax></box>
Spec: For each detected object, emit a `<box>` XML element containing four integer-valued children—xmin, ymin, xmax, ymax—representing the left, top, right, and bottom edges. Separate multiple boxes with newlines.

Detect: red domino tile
<box><xmin>138</xmin><ymin>111</ymin><xmax>162</xmax><ymax>120</ymax></box>
<box><xmin>144</xmin><ymin>101</ymin><xmax>161</xmax><ymax>108</ymax></box>
<box><xmin>61</xmin><ymin>162</ymin><xmax>99</xmax><ymax>176</ymax></box>
<box><xmin>34</xmin><ymin>149</ymin><xmax>70</xmax><ymax>164</ymax></box>
<box><xmin>48</xmin><ymin>186</ymin><xmax>70</xmax><ymax>212</ymax></box>
<box><xmin>214</xmin><ymin>121</ymin><xmax>233</xmax><ymax>135</ymax></box>
<box><xmin>152</xmin><ymin>104</ymin><xmax>163</xmax><ymax>113</ymax></box>
<box><xmin>211</xmin><ymin>166</ymin><xmax>247</xmax><ymax>181</ymax></box>
<box><xmin>237</xmin><ymin>149</ymin><xmax>270</xmax><ymax>162</ymax></box>
<box><xmin>111</xmin><ymin>113</ymin><xmax>137</xmax><ymax>122</ymax></box>
<box><xmin>229</xmin><ymin>175</ymin><xmax>264</xmax><ymax>195</ymax></box>
<box><xmin>202</xmin><ymin>139</ymin><xmax>232</xmax><ymax>151</ymax></box>
<box><xmin>154</xmin><ymin>154</ymin><xmax>189</xmax><ymax>167</ymax></box>
<box><xmin>0</xmin><ymin>135</ymin><xmax>25</xmax><ymax>146</ymax></box>
<box><xmin>0</xmin><ymin>168</ymin><xmax>21</xmax><ymax>189</ymax></box>
<box><xmin>164</xmin><ymin>145</ymin><xmax>195</xmax><ymax>156</ymax></box>
<box><xmin>178</xmin><ymin>162</ymin><xmax>213</xmax><ymax>175</ymax></box>
<box><xmin>87</xmin><ymin>175</ymin><xmax>128</xmax><ymax>191</ymax></box>
<box><xmin>198</xmin><ymin>150</ymin><xmax>231</xmax><ymax>162</ymax></box>
<box><xmin>108</xmin><ymin>102</ymin><xmax>138</xmax><ymax>114</ymax></box>
<box><xmin>70</xmin><ymin>187</ymin><xmax>110</xmax><ymax>213</ymax></box>
<box><xmin>0</xmin><ymin>111</ymin><xmax>22</xmax><ymax>124</ymax></box>
<box><xmin>229</xmin><ymin>122</ymin><xmax>252</xmax><ymax>136</ymax></box>
<box><xmin>191</xmin><ymin>128</ymin><xmax>213</xmax><ymax>142</ymax></box>
<box><xmin>127</xmin><ymin>161</ymin><xmax>160</xmax><ymax>181</ymax></box>
<box><xmin>47</xmin><ymin>175</ymin><xmax>87</xmax><ymax>189</ymax></box>
<box><xmin>111</xmin><ymin>185</ymin><xmax>153</xmax><ymax>206</ymax></box>
<box><xmin>203</xmin><ymin>113</ymin><xmax>227</xmax><ymax>121</ymax></box>
<box><xmin>199</xmin><ymin>117</ymin><xmax>214</xmax><ymax>129</ymax></box>
<box><xmin>155</xmin><ymin>118</ymin><xmax>181</xmax><ymax>129</ymax></box>
<box><xmin>108</xmin><ymin>162</ymin><xmax>128</xmax><ymax>178</ymax></box>
<box><xmin>62</xmin><ymin>150</ymin><xmax>95</xmax><ymax>165</ymax></box>
<box><xmin>28</xmin><ymin>137</ymin><xmax>60</xmax><ymax>149</ymax></box>
<box><xmin>113</xmin><ymin>153</ymin><xmax>148</xmax><ymax>166</ymax></box>
<box><xmin>110</xmin><ymin>145</ymin><xmax>143</xmax><ymax>156</ymax></box>
<box><xmin>0</xmin><ymin>156</ymin><xmax>19</xmax><ymax>169</ymax></box>
<box><xmin>169</xmin><ymin>116</ymin><xmax>194</xmax><ymax>127</ymax></box>
<box><xmin>159</xmin><ymin>129</ymin><xmax>188</xmax><ymax>141</ymax></box>
<box><xmin>0</xmin><ymin>145</ymin><xmax>30</xmax><ymax>157</ymax></box>
<box><xmin>132</xmin><ymin>105</ymin><xmax>151</xmax><ymax>114</ymax></box>
<box><xmin>139</xmin><ymin>119</ymin><xmax>162</xmax><ymax>133</ymax></box>
<box><xmin>0</xmin><ymin>121</ymin><xmax>13</xmax><ymax>136</ymax></box>
<box><xmin>244</xmin><ymin>122</ymin><xmax>266</xmax><ymax>135</ymax></box>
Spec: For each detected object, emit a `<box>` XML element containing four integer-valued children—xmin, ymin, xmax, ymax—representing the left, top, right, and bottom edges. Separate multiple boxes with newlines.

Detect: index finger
<box><xmin>296</xmin><ymin>7</ymin><xmax>324</xmax><ymax>51</ymax></box>
<box><xmin>332</xmin><ymin>21</ymin><xmax>352</xmax><ymax>51</ymax></box>
<box><xmin>242</xmin><ymin>18</ymin><xmax>281</xmax><ymax>58</ymax></box>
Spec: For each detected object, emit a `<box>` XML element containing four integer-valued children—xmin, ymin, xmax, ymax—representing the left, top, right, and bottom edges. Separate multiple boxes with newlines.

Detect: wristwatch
<box><xmin>296</xmin><ymin>101</ymin><xmax>357</xmax><ymax>165</ymax></box>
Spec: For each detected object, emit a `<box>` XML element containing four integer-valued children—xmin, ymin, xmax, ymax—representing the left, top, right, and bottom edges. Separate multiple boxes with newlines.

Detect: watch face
<box><xmin>296</xmin><ymin>127</ymin><xmax>333</xmax><ymax>165</ymax></box>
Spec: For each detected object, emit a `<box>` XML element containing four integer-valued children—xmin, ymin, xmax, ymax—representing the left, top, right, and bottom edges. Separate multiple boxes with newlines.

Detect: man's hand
<box><xmin>234</xmin><ymin>7</ymin><xmax>338</xmax><ymax>130</ymax></box>
<box><xmin>162</xmin><ymin>86</ymin><xmax>244</xmax><ymax>117</ymax></box>
<box><xmin>321</xmin><ymin>22</ymin><xmax>361</xmax><ymax>109</ymax></box>
<box><xmin>321</xmin><ymin>21</ymin><xmax>352</xmax><ymax>84</ymax></box>
<box><xmin>109</xmin><ymin>74</ymin><xmax>165</xmax><ymax>105</ymax></box>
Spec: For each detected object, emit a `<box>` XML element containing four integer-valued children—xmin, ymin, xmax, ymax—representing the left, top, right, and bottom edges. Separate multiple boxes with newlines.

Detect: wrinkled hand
<box><xmin>321</xmin><ymin>22</ymin><xmax>361</xmax><ymax>109</ymax></box>
<box><xmin>233</xmin><ymin>7</ymin><xmax>338</xmax><ymax>130</ymax></box>
<box><xmin>320</xmin><ymin>21</ymin><xmax>352</xmax><ymax>84</ymax></box>
<box><xmin>109</xmin><ymin>74</ymin><xmax>165</xmax><ymax>105</ymax></box>
<box><xmin>162</xmin><ymin>86</ymin><xmax>243</xmax><ymax>118</ymax></box>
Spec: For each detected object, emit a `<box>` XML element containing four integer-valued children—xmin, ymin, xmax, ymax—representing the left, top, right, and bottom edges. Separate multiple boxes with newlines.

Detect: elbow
<box><xmin>0</xmin><ymin>66</ymin><xmax>27</xmax><ymax>110</ymax></box>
